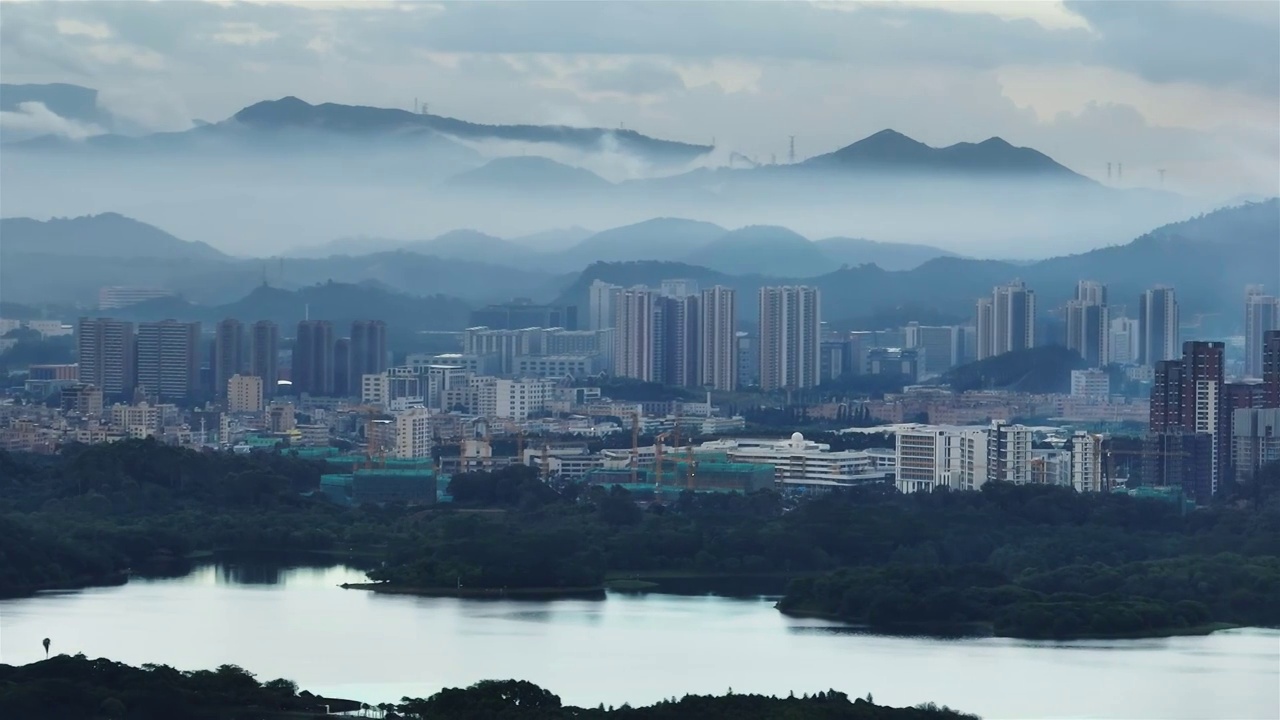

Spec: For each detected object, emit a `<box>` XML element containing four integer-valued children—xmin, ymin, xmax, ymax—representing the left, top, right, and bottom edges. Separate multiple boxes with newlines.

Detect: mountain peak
<box><xmin>803</xmin><ymin>129</ymin><xmax>1085</xmax><ymax>181</ymax></box>
<box><xmin>232</xmin><ymin>96</ymin><xmax>316</xmax><ymax>125</ymax></box>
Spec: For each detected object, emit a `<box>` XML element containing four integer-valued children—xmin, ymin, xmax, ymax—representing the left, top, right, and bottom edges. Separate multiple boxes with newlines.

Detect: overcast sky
<box><xmin>2</xmin><ymin>0</ymin><xmax>1277</xmax><ymax>198</ymax></box>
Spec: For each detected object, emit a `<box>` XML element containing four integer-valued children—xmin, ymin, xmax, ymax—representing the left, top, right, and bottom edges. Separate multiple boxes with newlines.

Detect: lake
<box><xmin>1</xmin><ymin>562</ymin><xmax>1276</xmax><ymax>719</ymax></box>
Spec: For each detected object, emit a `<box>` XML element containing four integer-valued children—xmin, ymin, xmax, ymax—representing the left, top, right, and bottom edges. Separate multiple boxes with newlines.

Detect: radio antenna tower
<box><xmin>788</xmin><ymin>135</ymin><xmax>796</xmax><ymax>164</ymax></box>
<box><xmin>1106</xmin><ymin>162</ymin><xmax>1112</xmax><ymax>181</ymax></box>
<box><xmin>1117</xmin><ymin>162</ymin><xmax>1123</xmax><ymax>181</ymax></box>
<box><xmin>1158</xmin><ymin>168</ymin><xmax>1166</xmax><ymax>186</ymax></box>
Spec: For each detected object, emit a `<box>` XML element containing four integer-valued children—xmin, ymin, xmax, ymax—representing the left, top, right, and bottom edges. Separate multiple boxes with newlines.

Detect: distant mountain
<box><xmin>405</xmin><ymin>230</ymin><xmax>535</xmax><ymax>262</ymax></box>
<box><xmin>445</xmin><ymin>157</ymin><xmax>612</xmax><ymax>193</ymax></box>
<box><xmin>560</xmin><ymin>218</ymin><xmax>728</xmax><ymax>264</ymax></box>
<box><xmin>553</xmin><ymin>200</ymin><xmax>1280</xmax><ymax>328</ymax></box>
<box><xmin>802</xmin><ymin>129</ymin><xmax>1088</xmax><ymax>181</ymax></box>
<box><xmin>684</xmin><ymin>225</ymin><xmax>831</xmax><ymax>277</ymax></box>
<box><xmin>0</xmin><ymin>213</ymin><xmax>228</xmax><ymax>260</ymax></box>
<box><xmin>509</xmin><ymin>226</ymin><xmax>595</xmax><ymax>252</ymax></box>
<box><xmin>112</xmin><ymin>281</ymin><xmax>471</xmax><ymax>338</ymax></box>
<box><xmin>230</xmin><ymin>97</ymin><xmax>711</xmax><ymax>164</ymax></box>
<box><xmin>815</xmin><ymin>236</ymin><xmax>957</xmax><ymax>271</ymax></box>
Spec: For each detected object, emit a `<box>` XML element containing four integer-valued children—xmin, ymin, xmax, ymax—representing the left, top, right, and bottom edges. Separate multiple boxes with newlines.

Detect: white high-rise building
<box><xmin>588</xmin><ymin>280</ymin><xmax>621</xmax><ymax>331</ymax></box>
<box><xmin>1070</xmin><ymin>369</ymin><xmax>1110</xmax><ymax>399</ymax></box>
<box><xmin>987</xmin><ymin>420</ymin><xmax>1032</xmax><ymax>485</ymax></box>
<box><xmin>976</xmin><ymin>281</ymin><xmax>1035</xmax><ymax>360</ymax></box>
<box><xmin>758</xmin><ymin>286</ymin><xmax>820</xmax><ymax>391</ymax></box>
<box><xmin>226</xmin><ymin>374</ymin><xmax>264</xmax><ymax>413</ymax></box>
<box><xmin>1244</xmin><ymin>288</ymin><xmax>1280</xmax><ymax>379</ymax></box>
<box><xmin>475</xmin><ymin>377</ymin><xmax>555</xmax><ymax>421</ymax></box>
<box><xmin>1109</xmin><ymin>317</ymin><xmax>1140</xmax><ymax>365</ymax></box>
<box><xmin>613</xmin><ymin>287</ymin><xmax>658</xmax><ymax>381</ymax></box>
<box><xmin>391</xmin><ymin>407</ymin><xmax>433</xmax><ymax>459</ymax></box>
<box><xmin>1071</xmin><ymin>431</ymin><xmax>1104</xmax><ymax>492</ymax></box>
<box><xmin>894</xmin><ymin>424</ymin><xmax>990</xmax><ymax>493</ymax></box>
<box><xmin>1139</xmin><ymin>286</ymin><xmax>1179</xmax><ymax>366</ymax></box>
<box><xmin>700</xmin><ymin>286</ymin><xmax>737</xmax><ymax>391</ymax></box>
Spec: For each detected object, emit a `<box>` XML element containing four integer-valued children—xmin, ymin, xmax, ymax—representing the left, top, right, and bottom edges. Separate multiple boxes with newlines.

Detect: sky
<box><xmin>1</xmin><ymin>0</ymin><xmax>1278</xmax><ymax>199</ymax></box>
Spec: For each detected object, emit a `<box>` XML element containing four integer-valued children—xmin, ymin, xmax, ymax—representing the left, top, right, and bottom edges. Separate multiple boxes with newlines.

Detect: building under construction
<box><xmin>320</xmin><ymin>467</ymin><xmax>440</xmax><ymax>506</ymax></box>
<box><xmin>582</xmin><ymin>460</ymin><xmax>775</xmax><ymax>495</ymax></box>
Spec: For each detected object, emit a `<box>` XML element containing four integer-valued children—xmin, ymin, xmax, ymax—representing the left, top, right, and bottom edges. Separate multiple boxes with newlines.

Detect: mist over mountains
<box><xmin>0</xmin><ymin>87</ymin><xmax>1214</xmax><ymax>259</ymax></box>
<box><xmin>3</xmin><ymin>200</ymin><xmax>1275</xmax><ymax>337</ymax></box>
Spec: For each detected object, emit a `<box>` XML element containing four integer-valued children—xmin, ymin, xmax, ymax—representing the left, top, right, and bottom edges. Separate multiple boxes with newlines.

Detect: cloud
<box><xmin>1065</xmin><ymin>0</ymin><xmax>1280</xmax><ymax>96</ymax></box>
<box><xmin>573</xmin><ymin>61</ymin><xmax>685</xmax><ymax>97</ymax></box>
<box><xmin>55</xmin><ymin>18</ymin><xmax>113</xmax><ymax>40</ymax></box>
<box><xmin>212</xmin><ymin>22</ymin><xmax>280</xmax><ymax>46</ymax></box>
<box><xmin>0</xmin><ymin>101</ymin><xmax>104</xmax><ymax>140</ymax></box>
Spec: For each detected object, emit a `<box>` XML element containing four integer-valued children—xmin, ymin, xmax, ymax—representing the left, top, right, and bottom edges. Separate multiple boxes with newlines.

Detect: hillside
<box><xmin>446</xmin><ymin>156</ymin><xmax>612</xmax><ymax>193</ymax></box>
<box><xmin>802</xmin><ymin>129</ymin><xmax>1088</xmax><ymax>181</ymax></box>
<box><xmin>683</xmin><ymin>225</ymin><xmax>831</xmax><ymax>277</ymax></box>
<box><xmin>939</xmin><ymin>346</ymin><xmax>1087</xmax><ymax>394</ymax></box>
<box><xmin>0</xmin><ymin>213</ymin><xmax>227</xmax><ymax>260</ymax></box>
<box><xmin>816</xmin><ymin>236</ymin><xmax>956</xmax><ymax>271</ymax></box>
<box><xmin>558</xmin><ymin>218</ymin><xmax>728</xmax><ymax>264</ymax></box>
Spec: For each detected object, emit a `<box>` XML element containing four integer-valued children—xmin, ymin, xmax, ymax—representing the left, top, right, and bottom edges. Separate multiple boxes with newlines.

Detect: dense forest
<box><xmin>0</xmin><ymin>655</ymin><xmax>977</xmax><ymax>720</ymax></box>
<box><xmin>2</xmin><ymin>440</ymin><xmax>1278</xmax><ymax>639</ymax></box>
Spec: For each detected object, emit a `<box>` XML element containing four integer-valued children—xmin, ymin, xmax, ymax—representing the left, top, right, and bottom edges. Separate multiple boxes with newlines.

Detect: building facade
<box><xmin>758</xmin><ymin>286</ymin><xmax>820</xmax><ymax>391</ymax></box>
<box><xmin>227</xmin><ymin>374</ymin><xmax>264</xmax><ymax>413</ymax></box>
<box><xmin>249</xmin><ymin>320</ymin><xmax>280</xmax><ymax>396</ymax></box>
<box><xmin>699</xmin><ymin>286</ymin><xmax>738</xmax><ymax>391</ymax></box>
<box><xmin>214</xmin><ymin>318</ymin><xmax>245</xmax><ymax>399</ymax></box>
<box><xmin>293</xmin><ymin>320</ymin><xmax>335</xmax><ymax>396</ymax></box>
<box><xmin>76</xmin><ymin>317</ymin><xmax>136</xmax><ymax>398</ymax></box>
<box><xmin>1244</xmin><ymin>289</ymin><xmax>1280</xmax><ymax>379</ymax></box>
<box><xmin>136</xmin><ymin>320</ymin><xmax>200</xmax><ymax>402</ymax></box>
<box><xmin>1139</xmin><ymin>287</ymin><xmax>1179</xmax><ymax>366</ymax></box>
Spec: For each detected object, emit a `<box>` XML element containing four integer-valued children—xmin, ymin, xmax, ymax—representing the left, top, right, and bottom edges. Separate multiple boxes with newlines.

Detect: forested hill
<box><xmin>939</xmin><ymin>345</ymin><xmax>1086</xmax><ymax>394</ymax></box>
<box><xmin>0</xmin><ymin>655</ymin><xmax>977</xmax><ymax>720</ymax></box>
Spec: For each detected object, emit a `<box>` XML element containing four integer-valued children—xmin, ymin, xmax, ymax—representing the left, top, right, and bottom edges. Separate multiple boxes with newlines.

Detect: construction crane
<box><xmin>685</xmin><ymin>444</ymin><xmax>698</xmax><ymax>491</ymax></box>
<box><xmin>629</xmin><ymin>410</ymin><xmax>641</xmax><ymax>485</ymax></box>
<box><xmin>653</xmin><ymin>431</ymin><xmax>672</xmax><ymax>500</ymax></box>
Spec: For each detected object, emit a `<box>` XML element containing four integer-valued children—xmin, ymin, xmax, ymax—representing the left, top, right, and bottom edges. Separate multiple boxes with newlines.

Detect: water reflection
<box><xmin>0</xmin><ymin>563</ymin><xmax>1275</xmax><ymax>720</ymax></box>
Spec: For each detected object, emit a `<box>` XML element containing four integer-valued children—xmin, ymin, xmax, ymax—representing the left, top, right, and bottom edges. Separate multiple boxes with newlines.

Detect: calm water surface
<box><xmin>1</xmin><ymin>563</ymin><xmax>1276</xmax><ymax>720</ymax></box>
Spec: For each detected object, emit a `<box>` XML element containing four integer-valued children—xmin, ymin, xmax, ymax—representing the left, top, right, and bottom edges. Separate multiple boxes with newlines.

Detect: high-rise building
<box><xmin>350</xmin><ymin>320</ymin><xmax>388</xmax><ymax>388</ymax></box>
<box><xmin>1264</xmin><ymin>330</ymin><xmax>1280</xmax><ymax>408</ymax></box>
<box><xmin>1109</xmin><ymin>317</ymin><xmax>1140</xmax><ymax>365</ymax></box>
<box><xmin>987</xmin><ymin>420</ymin><xmax>1032</xmax><ymax>485</ymax></box>
<box><xmin>905</xmin><ymin>323</ymin><xmax>961</xmax><ymax>376</ymax></box>
<box><xmin>736</xmin><ymin>332</ymin><xmax>758</xmax><ymax>388</ymax></box>
<box><xmin>333</xmin><ymin>338</ymin><xmax>352</xmax><ymax>397</ymax></box>
<box><xmin>97</xmin><ymin>286</ymin><xmax>175</xmax><ymax>310</ymax></box>
<box><xmin>214</xmin><ymin>319</ymin><xmax>245</xmax><ymax>399</ymax></box>
<box><xmin>136</xmin><ymin>320</ymin><xmax>201</xmax><ymax>402</ymax></box>
<box><xmin>613</xmin><ymin>287</ymin><xmax>658</xmax><ymax>382</ymax></box>
<box><xmin>758</xmin><ymin>286</ymin><xmax>820</xmax><ymax>391</ymax></box>
<box><xmin>392</xmin><ymin>407</ymin><xmax>433</xmax><ymax>459</ymax></box>
<box><xmin>1065</xmin><ymin>281</ymin><xmax>1109</xmax><ymax>368</ymax></box>
<box><xmin>1231</xmin><ymin>407</ymin><xmax>1280</xmax><ymax>484</ymax></box>
<box><xmin>1244</xmin><ymin>289</ymin><xmax>1280</xmax><ymax>379</ymax></box>
<box><xmin>1138</xmin><ymin>287</ymin><xmax>1179</xmax><ymax>366</ymax></box>
<box><xmin>699</xmin><ymin>286</ymin><xmax>737</xmax><ymax>391</ymax></box>
<box><xmin>1070</xmin><ymin>369</ymin><xmax>1110</xmax><ymax>399</ymax></box>
<box><xmin>976</xmin><ymin>281</ymin><xmax>1035</xmax><ymax>360</ymax></box>
<box><xmin>659</xmin><ymin>294</ymin><xmax>700</xmax><ymax>387</ymax></box>
<box><xmin>76</xmin><ymin>317</ymin><xmax>136</xmax><ymax>398</ymax></box>
<box><xmin>249</xmin><ymin>320</ymin><xmax>279</xmax><ymax>396</ymax></box>
<box><xmin>293</xmin><ymin>320</ymin><xmax>335</xmax><ymax>396</ymax></box>
<box><xmin>588</xmin><ymin>280</ymin><xmax>621</xmax><ymax>331</ymax></box>
<box><xmin>1071</xmin><ymin>431</ymin><xmax>1105</xmax><ymax>492</ymax></box>
<box><xmin>1149</xmin><ymin>341</ymin><xmax>1225</xmax><ymax>503</ymax></box>
<box><xmin>227</xmin><ymin>374</ymin><xmax>264</xmax><ymax>413</ymax></box>
<box><xmin>660</xmin><ymin>278</ymin><xmax>699</xmax><ymax>298</ymax></box>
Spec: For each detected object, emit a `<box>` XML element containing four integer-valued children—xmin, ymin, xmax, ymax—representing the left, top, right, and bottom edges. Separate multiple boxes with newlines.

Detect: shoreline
<box><xmin>777</xmin><ymin>604</ymin><xmax>1241</xmax><ymax>641</ymax></box>
<box><xmin>339</xmin><ymin>581</ymin><xmax>607</xmax><ymax>599</ymax></box>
